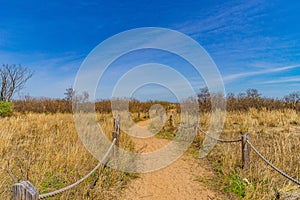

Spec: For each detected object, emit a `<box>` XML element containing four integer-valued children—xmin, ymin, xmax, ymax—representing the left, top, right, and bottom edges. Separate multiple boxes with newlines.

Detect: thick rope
<box><xmin>176</xmin><ymin>122</ymin><xmax>241</xmax><ymax>142</ymax></box>
<box><xmin>39</xmin><ymin>138</ymin><xmax>117</xmax><ymax>199</ymax></box>
<box><xmin>197</xmin><ymin>127</ymin><xmax>242</xmax><ymax>143</ymax></box>
<box><xmin>178</xmin><ymin>123</ymin><xmax>197</xmax><ymax>129</ymax></box>
<box><xmin>247</xmin><ymin>140</ymin><xmax>300</xmax><ymax>185</ymax></box>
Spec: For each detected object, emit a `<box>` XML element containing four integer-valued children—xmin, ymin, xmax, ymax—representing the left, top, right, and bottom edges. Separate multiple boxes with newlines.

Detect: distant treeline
<box><xmin>12</xmin><ymin>97</ymin><xmax>172</xmax><ymax>114</ymax></box>
<box><xmin>198</xmin><ymin>88</ymin><xmax>300</xmax><ymax>112</ymax></box>
<box><xmin>12</xmin><ymin>88</ymin><xmax>300</xmax><ymax>114</ymax></box>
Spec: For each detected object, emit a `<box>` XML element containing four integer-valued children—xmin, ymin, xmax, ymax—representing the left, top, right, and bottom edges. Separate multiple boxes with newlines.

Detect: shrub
<box><xmin>0</xmin><ymin>101</ymin><xmax>13</xmax><ymax>117</ymax></box>
<box><xmin>224</xmin><ymin>174</ymin><xmax>246</xmax><ymax>198</ymax></box>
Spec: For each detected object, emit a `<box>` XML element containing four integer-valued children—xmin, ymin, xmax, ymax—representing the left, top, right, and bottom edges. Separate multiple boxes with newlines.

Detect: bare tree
<box><xmin>82</xmin><ymin>91</ymin><xmax>89</xmax><ymax>103</ymax></box>
<box><xmin>246</xmin><ymin>88</ymin><xmax>261</xmax><ymax>99</ymax></box>
<box><xmin>284</xmin><ymin>92</ymin><xmax>300</xmax><ymax>109</ymax></box>
<box><xmin>197</xmin><ymin>87</ymin><xmax>211</xmax><ymax>112</ymax></box>
<box><xmin>64</xmin><ymin>87</ymin><xmax>75</xmax><ymax>102</ymax></box>
<box><xmin>64</xmin><ymin>88</ymin><xmax>90</xmax><ymax>103</ymax></box>
<box><xmin>0</xmin><ymin>64</ymin><xmax>33</xmax><ymax>102</ymax></box>
<box><xmin>284</xmin><ymin>92</ymin><xmax>300</xmax><ymax>104</ymax></box>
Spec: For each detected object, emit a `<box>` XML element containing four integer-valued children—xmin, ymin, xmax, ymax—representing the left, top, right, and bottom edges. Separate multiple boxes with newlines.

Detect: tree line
<box><xmin>198</xmin><ymin>87</ymin><xmax>300</xmax><ymax>112</ymax></box>
<box><xmin>11</xmin><ymin>87</ymin><xmax>300</xmax><ymax>114</ymax></box>
<box><xmin>12</xmin><ymin>96</ymin><xmax>172</xmax><ymax>114</ymax></box>
<box><xmin>1</xmin><ymin>64</ymin><xmax>299</xmax><ymax>115</ymax></box>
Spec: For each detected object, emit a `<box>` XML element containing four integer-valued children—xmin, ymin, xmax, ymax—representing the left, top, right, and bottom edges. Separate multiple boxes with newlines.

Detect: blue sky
<box><xmin>0</xmin><ymin>0</ymin><xmax>299</xmax><ymax>101</ymax></box>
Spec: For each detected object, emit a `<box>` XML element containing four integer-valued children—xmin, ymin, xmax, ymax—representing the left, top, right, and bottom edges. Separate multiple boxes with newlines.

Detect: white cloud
<box><xmin>0</xmin><ymin>50</ymin><xmax>85</xmax><ymax>98</ymax></box>
<box><xmin>257</xmin><ymin>76</ymin><xmax>300</xmax><ymax>84</ymax></box>
<box><xmin>173</xmin><ymin>1</ymin><xmax>264</xmax><ymax>38</ymax></box>
<box><xmin>223</xmin><ymin>64</ymin><xmax>300</xmax><ymax>82</ymax></box>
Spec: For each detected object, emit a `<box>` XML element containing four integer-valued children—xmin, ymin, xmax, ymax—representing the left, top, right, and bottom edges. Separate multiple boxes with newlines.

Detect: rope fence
<box><xmin>39</xmin><ymin>138</ymin><xmax>116</xmax><ymax>199</ymax></box>
<box><xmin>164</xmin><ymin>115</ymin><xmax>299</xmax><ymax>185</ymax></box>
<box><xmin>12</xmin><ymin>117</ymin><xmax>121</xmax><ymax>200</ymax></box>
<box><xmin>11</xmin><ymin>114</ymin><xmax>299</xmax><ymax>199</ymax></box>
<box><xmin>196</xmin><ymin>125</ymin><xmax>300</xmax><ymax>185</ymax></box>
<box><xmin>197</xmin><ymin>127</ymin><xmax>242</xmax><ymax>143</ymax></box>
<box><xmin>246</xmin><ymin>140</ymin><xmax>300</xmax><ymax>185</ymax></box>
<box><xmin>162</xmin><ymin>115</ymin><xmax>299</xmax><ymax>185</ymax></box>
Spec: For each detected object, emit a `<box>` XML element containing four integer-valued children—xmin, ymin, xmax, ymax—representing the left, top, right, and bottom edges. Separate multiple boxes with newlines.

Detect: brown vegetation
<box><xmin>192</xmin><ymin>108</ymin><xmax>300</xmax><ymax>199</ymax></box>
<box><xmin>0</xmin><ymin>113</ymin><xmax>134</xmax><ymax>199</ymax></box>
<box><xmin>1</xmin><ymin>88</ymin><xmax>299</xmax><ymax>199</ymax></box>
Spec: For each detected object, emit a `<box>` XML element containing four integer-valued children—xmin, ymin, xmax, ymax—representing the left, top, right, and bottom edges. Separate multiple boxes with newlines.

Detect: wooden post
<box><xmin>128</xmin><ymin>112</ymin><xmax>131</xmax><ymax>121</ymax></box>
<box><xmin>113</xmin><ymin>118</ymin><xmax>116</xmax><ymax>132</ymax></box>
<box><xmin>112</xmin><ymin>117</ymin><xmax>120</xmax><ymax>167</ymax></box>
<box><xmin>242</xmin><ymin>133</ymin><xmax>250</xmax><ymax>170</ymax></box>
<box><xmin>13</xmin><ymin>181</ymin><xmax>39</xmax><ymax>200</ymax></box>
<box><xmin>116</xmin><ymin>115</ymin><xmax>120</xmax><ymax>148</ymax></box>
<box><xmin>112</xmin><ymin>130</ymin><xmax>117</xmax><ymax>166</ymax></box>
<box><xmin>169</xmin><ymin>115</ymin><xmax>173</xmax><ymax>127</ymax></box>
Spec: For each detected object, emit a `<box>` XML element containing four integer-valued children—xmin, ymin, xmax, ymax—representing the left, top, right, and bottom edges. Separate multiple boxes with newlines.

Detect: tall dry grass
<box><xmin>192</xmin><ymin>108</ymin><xmax>300</xmax><ymax>199</ymax></box>
<box><xmin>0</xmin><ymin>113</ymin><xmax>134</xmax><ymax>199</ymax></box>
<box><xmin>153</xmin><ymin>108</ymin><xmax>299</xmax><ymax>199</ymax></box>
<box><xmin>1</xmin><ymin>109</ymin><xmax>299</xmax><ymax>199</ymax></box>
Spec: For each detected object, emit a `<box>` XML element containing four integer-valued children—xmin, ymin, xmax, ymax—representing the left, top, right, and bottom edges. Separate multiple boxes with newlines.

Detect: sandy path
<box><xmin>120</xmin><ymin>120</ymin><xmax>222</xmax><ymax>200</ymax></box>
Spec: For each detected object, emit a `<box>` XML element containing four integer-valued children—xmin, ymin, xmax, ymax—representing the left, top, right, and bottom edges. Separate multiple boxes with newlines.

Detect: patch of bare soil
<box><xmin>120</xmin><ymin>120</ymin><xmax>224</xmax><ymax>200</ymax></box>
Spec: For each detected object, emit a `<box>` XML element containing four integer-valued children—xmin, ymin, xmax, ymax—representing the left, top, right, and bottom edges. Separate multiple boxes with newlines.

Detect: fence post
<box><xmin>128</xmin><ymin>112</ymin><xmax>131</xmax><ymax>121</ymax></box>
<box><xmin>12</xmin><ymin>181</ymin><xmax>39</xmax><ymax>200</ymax></box>
<box><xmin>242</xmin><ymin>133</ymin><xmax>250</xmax><ymax>170</ymax></box>
<box><xmin>113</xmin><ymin>117</ymin><xmax>116</xmax><ymax>132</ymax></box>
<box><xmin>169</xmin><ymin>114</ymin><xmax>173</xmax><ymax>127</ymax></box>
<box><xmin>112</xmin><ymin>117</ymin><xmax>120</xmax><ymax>167</ymax></box>
<box><xmin>116</xmin><ymin>115</ymin><xmax>120</xmax><ymax>149</ymax></box>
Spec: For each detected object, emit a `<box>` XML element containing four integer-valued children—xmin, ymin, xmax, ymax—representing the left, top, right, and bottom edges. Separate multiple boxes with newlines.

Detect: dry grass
<box><xmin>1</xmin><ymin>109</ymin><xmax>299</xmax><ymax>199</ymax></box>
<box><xmin>193</xmin><ymin>108</ymin><xmax>300</xmax><ymax>199</ymax></box>
<box><xmin>150</xmin><ymin>108</ymin><xmax>300</xmax><ymax>199</ymax></box>
<box><xmin>0</xmin><ymin>113</ymin><xmax>134</xmax><ymax>199</ymax></box>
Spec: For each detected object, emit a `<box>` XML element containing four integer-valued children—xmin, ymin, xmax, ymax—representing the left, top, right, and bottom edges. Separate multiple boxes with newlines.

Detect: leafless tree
<box><xmin>0</xmin><ymin>64</ymin><xmax>33</xmax><ymax>102</ymax></box>
<box><xmin>246</xmin><ymin>88</ymin><xmax>261</xmax><ymax>99</ymax></box>
<box><xmin>284</xmin><ymin>92</ymin><xmax>300</xmax><ymax>109</ymax></box>
<box><xmin>64</xmin><ymin>87</ymin><xmax>75</xmax><ymax>102</ymax></box>
<box><xmin>197</xmin><ymin>87</ymin><xmax>211</xmax><ymax>112</ymax></box>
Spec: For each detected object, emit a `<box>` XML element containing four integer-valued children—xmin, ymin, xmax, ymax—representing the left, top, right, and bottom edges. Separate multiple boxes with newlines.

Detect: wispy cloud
<box><xmin>0</xmin><ymin>50</ymin><xmax>84</xmax><ymax>73</ymax></box>
<box><xmin>0</xmin><ymin>50</ymin><xmax>85</xmax><ymax>98</ymax></box>
<box><xmin>223</xmin><ymin>64</ymin><xmax>300</xmax><ymax>82</ymax></box>
<box><xmin>256</xmin><ymin>76</ymin><xmax>300</xmax><ymax>84</ymax></box>
<box><xmin>173</xmin><ymin>1</ymin><xmax>264</xmax><ymax>38</ymax></box>
<box><xmin>172</xmin><ymin>0</ymin><xmax>299</xmax><ymax>73</ymax></box>
<box><xmin>29</xmin><ymin>52</ymin><xmax>84</xmax><ymax>73</ymax></box>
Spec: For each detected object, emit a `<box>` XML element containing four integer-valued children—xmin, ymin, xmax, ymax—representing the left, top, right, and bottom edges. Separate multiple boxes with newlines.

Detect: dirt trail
<box><xmin>120</xmin><ymin>120</ymin><xmax>223</xmax><ymax>200</ymax></box>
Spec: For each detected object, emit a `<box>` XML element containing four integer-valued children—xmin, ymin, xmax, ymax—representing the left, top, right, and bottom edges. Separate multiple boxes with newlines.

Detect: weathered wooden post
<box><xmin>112</xmin><ymin>118</ymin><xmax>116</xmax><ymax>163</ymax></box>
<box><xmin>12</xmin><ymin>181</ymin><xmax>39</xmax><ymax>200</ymax></box>
<box><xmin>116</xmin><ymin>115</ymin><xmax>120</xmax><ymax>149</ymax></box>
<box><xmin>113</xmin><ymin>117</ymin><xmax>116</xmax><ymax>132</ymax></box>
<box><xmin>128</xmin><ymin>112</ymin><xmax>131</xmax><ymax>121</ymax></box>
<box><xmin>112</xmin><ymin>116</ymin><xmax>120</xmax><ymax>167</ymax></box>
<box><xmin>169</xmin><ymin>114</ymin><xmax>173</xmax><ymax>127</ymax></box>
<box><xmin>242</xmin><ymin>133</ymin><xmax>250</xmax><ymax>170</ymax></box>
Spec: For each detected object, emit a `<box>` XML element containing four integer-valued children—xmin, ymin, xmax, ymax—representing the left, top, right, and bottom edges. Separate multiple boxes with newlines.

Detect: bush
<box><xmin>0</xmin><ymin>101</ymin><xmax>13</xmax><ymax>116</ymax></box>
<box><xmin>224</xmin><ymin>174</ymin><xmax>246</xmax><ymax>198</ymax></box>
